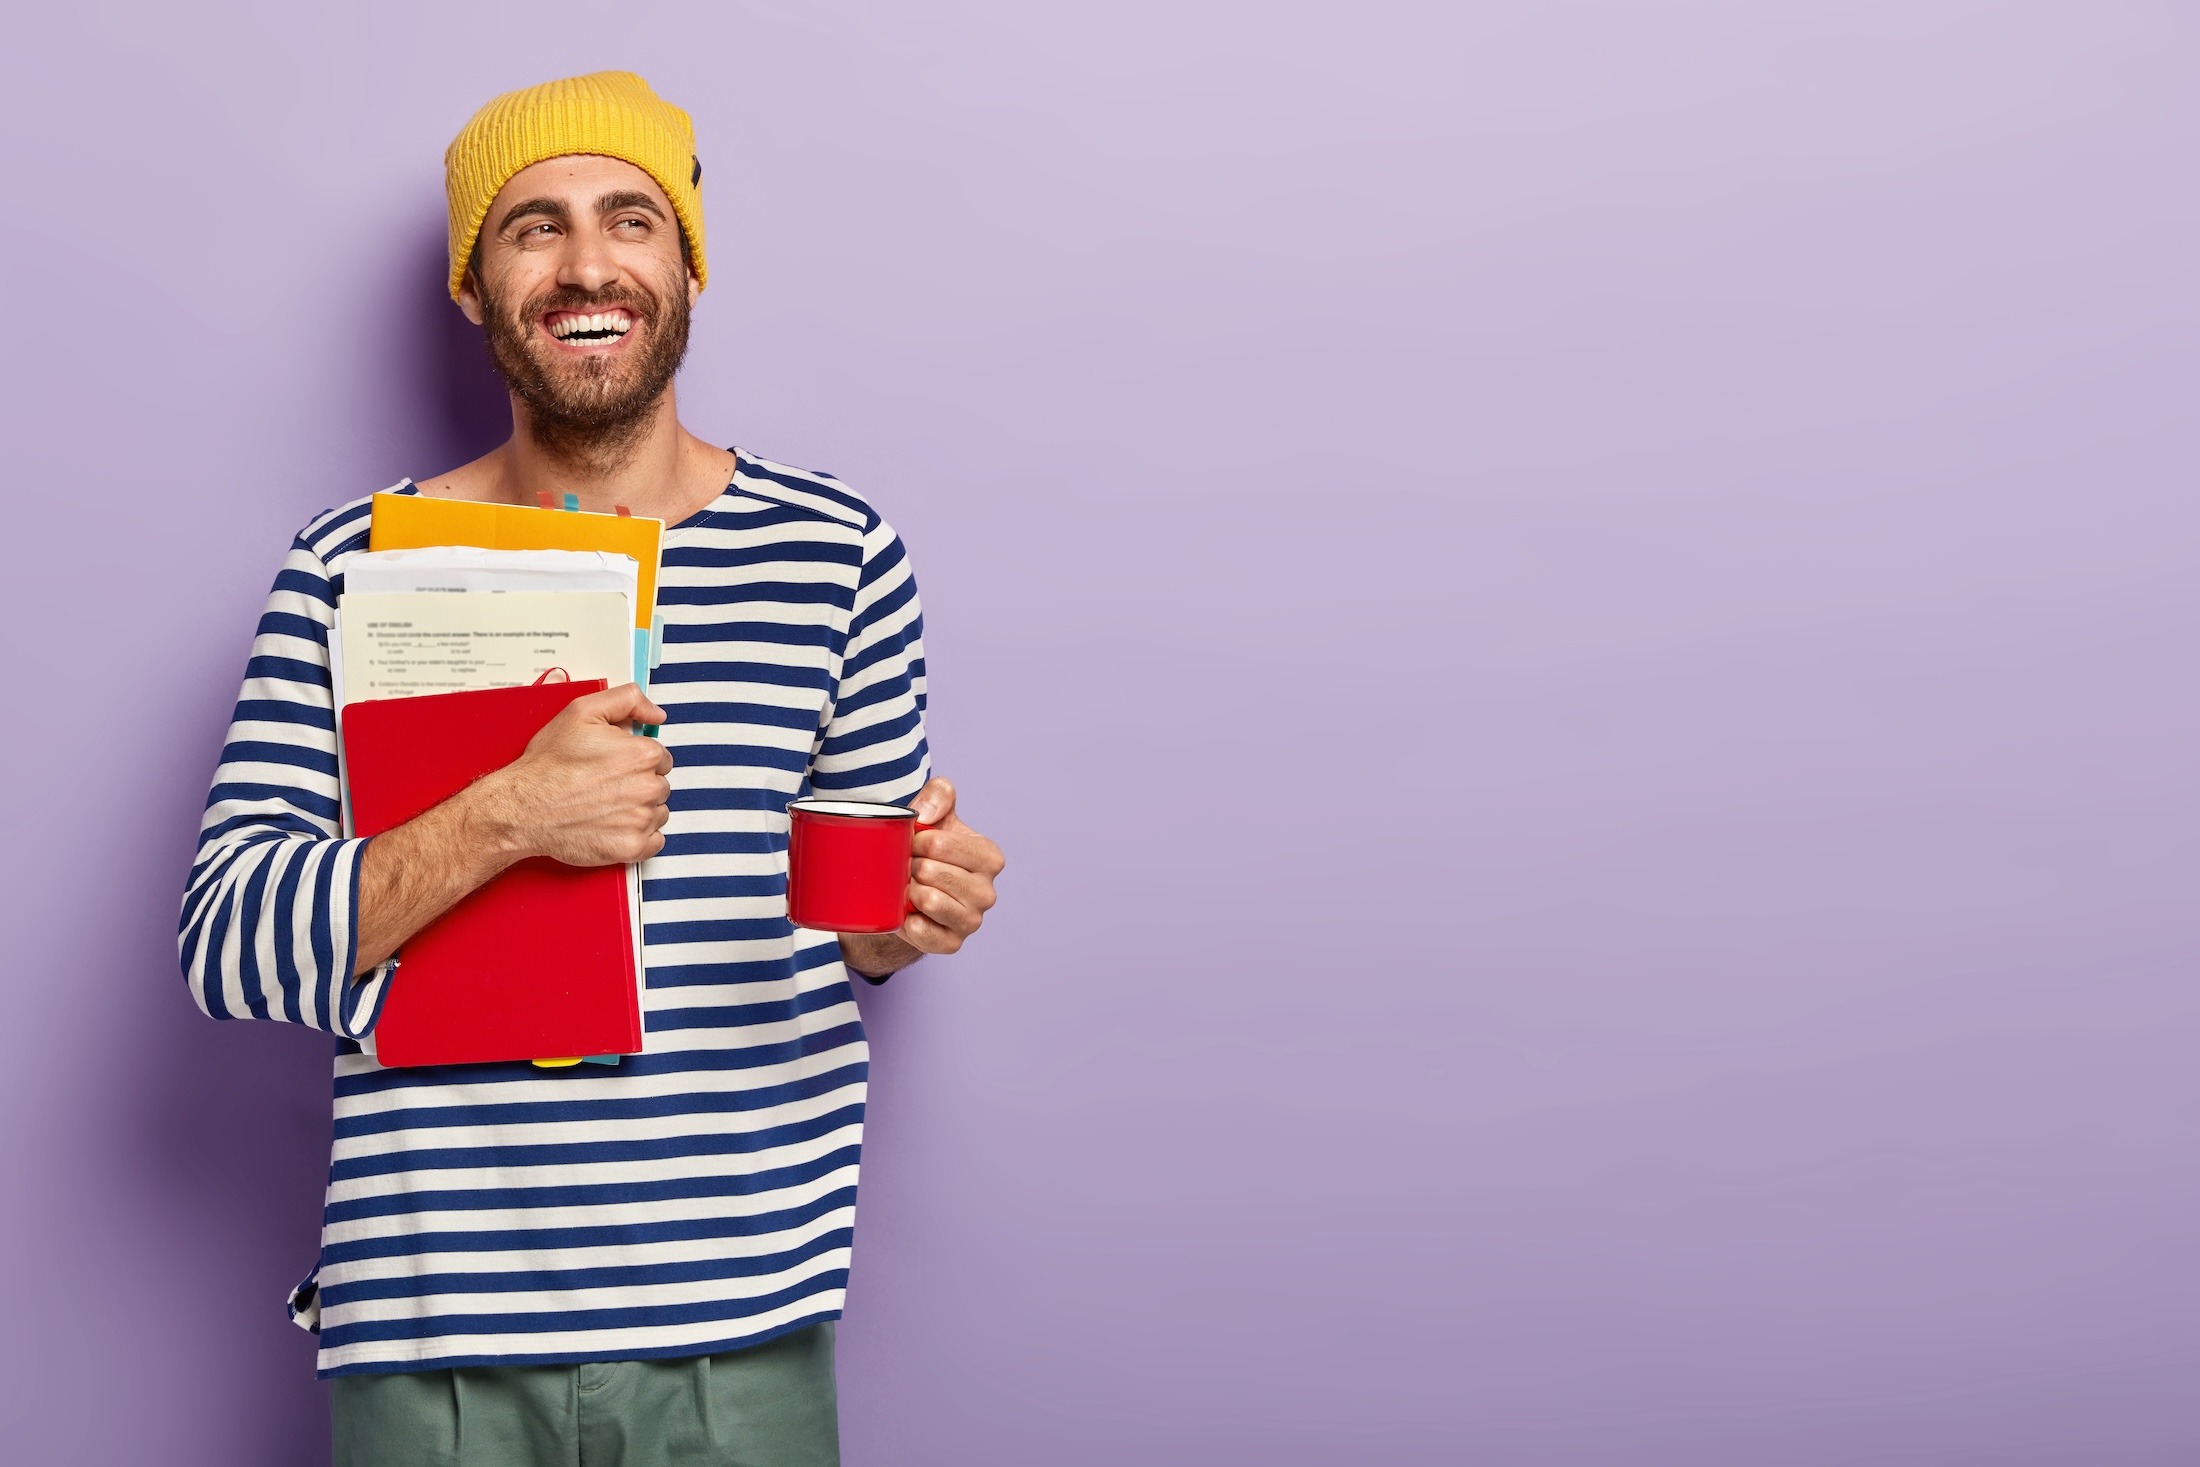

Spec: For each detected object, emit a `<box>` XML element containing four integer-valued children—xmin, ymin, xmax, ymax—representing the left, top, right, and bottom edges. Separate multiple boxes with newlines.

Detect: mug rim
<box><xmin>788</xmin><ymin>797</ymin><xmax>916</xmax><ymax>820</ymax></box>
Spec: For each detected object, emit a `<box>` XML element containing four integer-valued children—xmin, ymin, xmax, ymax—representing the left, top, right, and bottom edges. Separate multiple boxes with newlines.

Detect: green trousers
<box><xmin>331</xmin><ymin>1323</ymin><xmax>839</xmax><ymax>1467</ymax></box>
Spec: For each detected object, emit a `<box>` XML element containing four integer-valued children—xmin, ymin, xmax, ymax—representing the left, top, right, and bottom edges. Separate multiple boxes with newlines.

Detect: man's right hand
<box><xmin>475</xmin><ymin>683</ymin><xmax>674</xmax><ymax>867</ymax></box>
<box><xmin>352</xmin><ymin>684</ymin><xmax>673</xmax><ymax>976</ymax></box>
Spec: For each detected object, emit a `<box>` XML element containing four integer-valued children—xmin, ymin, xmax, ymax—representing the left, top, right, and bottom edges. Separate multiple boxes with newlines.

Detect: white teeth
<box><xmin>551</xmin><ymin>312</ymin><xmax>632</xmax><ymax>339</ymax></box>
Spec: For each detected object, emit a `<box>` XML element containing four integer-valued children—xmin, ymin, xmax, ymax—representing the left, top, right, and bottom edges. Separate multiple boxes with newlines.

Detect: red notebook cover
<box><xmin>341</xmin><ymin>678</ymin><xmax>642</xmax><ymax>1067</ymax></box>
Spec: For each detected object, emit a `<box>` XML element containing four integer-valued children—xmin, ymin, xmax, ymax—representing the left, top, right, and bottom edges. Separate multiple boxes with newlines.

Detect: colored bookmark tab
<box><xmin>537</xmin><ymin>491</ymin><xmax>556</xmax><ymax>510</ymax></box>
<box><xmin>640</xmin><ymin>614</ymin><xmax>667</xmax><ymax>737</ymax></box>
<box><xmin>633</xmin><ymin>630</ymin><xmax>659</xmax><ymax>739</ymax></box>
<box><xmin>562</xmin><ymin>492</ymin><xmax>579</xmax><ymax>512</ymax></box>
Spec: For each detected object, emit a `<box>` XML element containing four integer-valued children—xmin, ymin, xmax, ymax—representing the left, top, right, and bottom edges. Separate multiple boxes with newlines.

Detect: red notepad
<box><xmin>341</xmin><ymin>678</ymin><xmax>642</xmax><ymax>1067</ymax></box>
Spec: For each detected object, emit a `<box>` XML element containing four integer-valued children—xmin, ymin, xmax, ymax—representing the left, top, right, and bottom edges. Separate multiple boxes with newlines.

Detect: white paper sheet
<box><xmin>337</xmin><ymin>590</ymin><xmax>631</xmax><ymax>701</ymax></box>
<box><xmin>344</xmin><ymin>546</ymin><xmax>639</xmax><ymax>604</ymax></box>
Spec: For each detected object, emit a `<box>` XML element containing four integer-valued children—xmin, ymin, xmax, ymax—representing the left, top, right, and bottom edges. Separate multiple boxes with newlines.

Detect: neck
<box><xmin>453</xmin><ymin>385</ymin><xmax>729</xmax><ymax>524</ymax></box>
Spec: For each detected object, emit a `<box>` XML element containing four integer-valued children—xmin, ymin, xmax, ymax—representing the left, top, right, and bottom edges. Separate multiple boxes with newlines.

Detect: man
<box><xmin>179</xmin><ymin>71</ymin><xmax>1004</xmax><ymax>1466</ymax></box>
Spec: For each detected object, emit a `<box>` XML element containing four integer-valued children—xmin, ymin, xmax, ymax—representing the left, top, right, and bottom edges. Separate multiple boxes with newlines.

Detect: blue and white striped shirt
<box><xmin>178</xmin><ymin>452</ymin><xmax>929</xmax><ymax>1376</ymax></box>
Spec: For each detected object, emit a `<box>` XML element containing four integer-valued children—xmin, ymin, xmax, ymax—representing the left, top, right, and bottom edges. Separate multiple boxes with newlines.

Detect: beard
<box><xmin>478</xmin><ymin>263</ymin><xmax>692</xmax><ymax>470</ymax></box>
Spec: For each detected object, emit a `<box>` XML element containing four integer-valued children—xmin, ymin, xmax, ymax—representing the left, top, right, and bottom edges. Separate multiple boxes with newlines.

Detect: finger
<box><xmin>578</xmin><ymin>682</ymin><xmax>669</xmax><ymax>727</ymax></box>
<box><xmin>914</xmin><ymin>828</ymin><xmax>1004</xmax><ymax>877</ymax></box>
<box><xmin>906</xmin><ymin>878</ymin><xmax>983</xmax><ymax>937</ymax></box>
<box><xmin>930</xmin><ymin>812</ymin><xmax>972</xmax><ymax>837</ymax></box>
<box><xmin>563</xmin><ymin>685</ymin><xmax>633</xmax><ymax>723</ymax></box>
<box><xmin>910</xmin><ymin>857</ymin><xmax>996</xmax><ymax>914</ymax></box>
<box><xmin>910</xmin><ymin>777</ymin><xmax>956</xmax><ymax>825</ymax></box>
<box><xmin>898</xmin><ymin>909</ymin><xmax>964</xmax><ymax>954</ymax></box>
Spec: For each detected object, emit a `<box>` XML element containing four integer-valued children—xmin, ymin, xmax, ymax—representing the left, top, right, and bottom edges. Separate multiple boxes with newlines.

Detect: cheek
<box><xmin>487</xmin><ymin>266</ymin><xmax>560</xmax><ymax>330</ymax></box>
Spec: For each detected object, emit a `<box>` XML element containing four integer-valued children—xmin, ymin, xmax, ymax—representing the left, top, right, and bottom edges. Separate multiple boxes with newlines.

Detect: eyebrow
<box><xmin>495</xmin><ymin>196</ymin><xmax>569</xmax><ymax>234</ymax></box>
<box><xmin>594</xmin><ymin>190</ymin><xmax>665</xmax><ymax>219</ymax></box>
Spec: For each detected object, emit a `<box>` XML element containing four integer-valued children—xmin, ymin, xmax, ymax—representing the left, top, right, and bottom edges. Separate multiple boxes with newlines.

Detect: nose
<box><xmin>554</xmin><ymin>226</ymin><xmax>620</xmax><ymax>295</ymax></box>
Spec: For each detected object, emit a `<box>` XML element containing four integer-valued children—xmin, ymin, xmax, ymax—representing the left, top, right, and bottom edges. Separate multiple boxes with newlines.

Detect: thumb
<box><xmin>582</xmin><ymin>682</ymin><xmax>669</xmax><ymax>728</ymax></box>
<box><xmin>911</xmin><ymin>777</ymin><xmax>955</xmax><ymax>825</ymax></box>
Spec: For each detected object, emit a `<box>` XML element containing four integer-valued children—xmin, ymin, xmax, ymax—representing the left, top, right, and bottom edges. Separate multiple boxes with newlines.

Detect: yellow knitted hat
<box><xmin>444</xmin><ymin>71</ymin><xmax>706</xmax><ymax>301</ymax></box>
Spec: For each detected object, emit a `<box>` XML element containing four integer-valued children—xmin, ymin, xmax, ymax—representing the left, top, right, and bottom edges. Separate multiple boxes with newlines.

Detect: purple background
<box><xmin>3</xmin><ymin>3</ymin><xmax>2198</xmax><ymax>1462</ymax></box>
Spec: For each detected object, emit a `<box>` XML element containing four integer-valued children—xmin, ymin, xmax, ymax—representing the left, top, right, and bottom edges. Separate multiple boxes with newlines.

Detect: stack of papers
<box><xmin>331</xmin><ymin>496</ymin><xmax>670</xmax><ymax>1068</ymax></box>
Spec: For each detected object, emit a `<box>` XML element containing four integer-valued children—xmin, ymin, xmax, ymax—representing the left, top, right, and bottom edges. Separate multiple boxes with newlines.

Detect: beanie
<box><xmin>444</xmin><ymin>70</ymin><xmax>706</xmax><ymax>301</ymax></box>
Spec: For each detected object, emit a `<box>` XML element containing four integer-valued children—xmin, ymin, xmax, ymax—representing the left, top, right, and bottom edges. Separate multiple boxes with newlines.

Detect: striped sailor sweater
<box><xmin>178</xmin><ymin>452</ymin><xmax>929</xmax><ymax>1376</ymax></box>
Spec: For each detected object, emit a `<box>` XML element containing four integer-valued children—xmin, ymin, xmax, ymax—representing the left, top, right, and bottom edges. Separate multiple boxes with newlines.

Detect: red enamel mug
<box><xmin>785</xmin><ymin>798</ymin><xmax>933</xmax><ymax>934</ymax></box>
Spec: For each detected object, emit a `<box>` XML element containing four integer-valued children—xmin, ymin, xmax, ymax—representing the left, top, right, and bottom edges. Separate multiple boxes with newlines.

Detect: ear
<box><xmin>456</xmin><ymin>265</ymin><xmax>486</xmax><ymax>326</ymax></box>
<box><xmin>686</xmin><ymin>265</ymin><xmax>701</xmax><ymax>312</ymax></box>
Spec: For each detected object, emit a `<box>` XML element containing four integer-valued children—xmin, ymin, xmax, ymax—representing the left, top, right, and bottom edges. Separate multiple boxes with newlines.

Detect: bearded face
<box><xmin>476</xmin><ymin>252</ymin><xmax>692</xmax><ymax>442</ymax></box>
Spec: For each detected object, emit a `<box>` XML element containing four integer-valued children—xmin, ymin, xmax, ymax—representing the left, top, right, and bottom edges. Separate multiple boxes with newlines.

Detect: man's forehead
<box><xmin>488</xmin><ymin>154</ymin><xmax>671</xmax><ymax>217</ymax></box>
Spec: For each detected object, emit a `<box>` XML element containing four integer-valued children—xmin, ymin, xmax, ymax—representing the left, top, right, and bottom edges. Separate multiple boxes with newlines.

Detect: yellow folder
<box><xmin>368</xmin><ymin>493</ymin><xmax>663</xmax><ymax>630</ymax></box>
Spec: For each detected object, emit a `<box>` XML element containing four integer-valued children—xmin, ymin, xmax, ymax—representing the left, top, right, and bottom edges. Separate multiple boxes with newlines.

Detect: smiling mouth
<box><xmin>546</xmin><ymin>310</ymin><xmax>635</xmax><ymax>344</ymax></box>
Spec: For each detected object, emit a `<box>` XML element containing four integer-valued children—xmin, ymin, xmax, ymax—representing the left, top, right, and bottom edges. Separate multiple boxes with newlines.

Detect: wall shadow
<box><xmin>110</xmin><ymin>687</ymin><xmax>335</xmax><ymax>1466</ymax></box>
<box><xmin>394</xmin><ymin>218</ymin><xmax>510</xmax><ymax>476</ymax></box>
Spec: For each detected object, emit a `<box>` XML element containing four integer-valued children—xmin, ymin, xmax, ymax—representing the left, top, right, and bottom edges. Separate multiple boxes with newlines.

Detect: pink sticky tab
<box><xmin>537</xmin><ymin>492</ymin><xmax>556</xmax><ymax>510</ymax></box>
<box><xmin>614</xmin><ymin>505</ymin><xmax>632</xmax><ymax>517</ymax></box>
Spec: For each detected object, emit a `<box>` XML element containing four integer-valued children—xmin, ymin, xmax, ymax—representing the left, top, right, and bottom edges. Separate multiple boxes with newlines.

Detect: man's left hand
<box><xmin>838</xmin><ymin>777</ymin><xmax>1004</xmax><ymax>977</ymax></box>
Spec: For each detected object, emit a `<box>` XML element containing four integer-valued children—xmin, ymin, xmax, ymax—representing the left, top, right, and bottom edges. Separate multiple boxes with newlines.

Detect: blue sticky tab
<box><xmin>581</xmin><ymin>1054</ymin><xmax>621</xmax><ymax>1066</ymax></box>
<box><xmin>562</xmin><ymin>492</ymin><xmax>579</xmax><ymax>512</ymax></box>
<box><xmin>633</xmin><ymin>627</ymin><xmax>660</xmax><ymax>737</ymax></box>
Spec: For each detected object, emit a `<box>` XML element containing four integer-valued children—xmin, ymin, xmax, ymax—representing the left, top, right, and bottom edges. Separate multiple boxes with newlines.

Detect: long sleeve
<box><xmin>178</xmin><ymin>527</ymin><xmax>392</xmax><ymax>1037</ymax></box>
<box><xmin>809</xmin><ymin>513</ymin><xmax>930</xmax><ymax>806</ymax></box>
